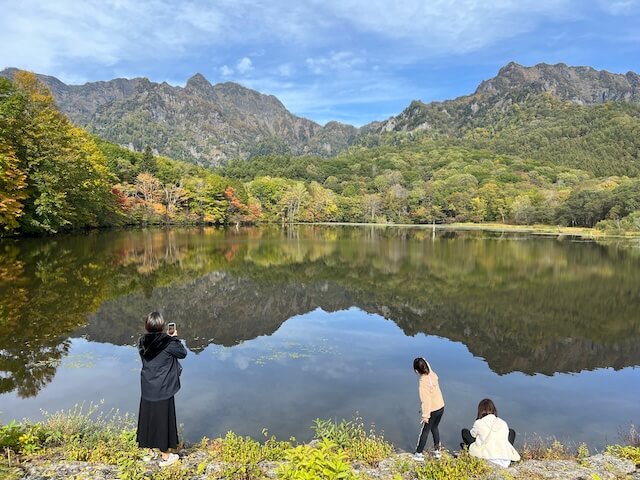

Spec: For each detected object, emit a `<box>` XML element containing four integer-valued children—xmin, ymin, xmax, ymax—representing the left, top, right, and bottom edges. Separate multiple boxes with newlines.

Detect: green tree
<box><xmin>3</xmin><ymin>72</ymin><xmax>118</xmax><ymax>233</ymax></box>
<box><xmin>139</xmin><ymin>145</ymin><xmax>157</xmax><ymax>174</ymax></box>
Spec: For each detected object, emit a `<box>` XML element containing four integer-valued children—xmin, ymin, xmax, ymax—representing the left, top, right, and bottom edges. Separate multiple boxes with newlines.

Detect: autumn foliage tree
<box><xmin>224</xmin><ymin>186</ymin><xmax>260</xmax><ymax>226</ymax></box>
<box><xmin>0</xmin><ymin>73</ymin><xmax>117</xmax><ymax>233</ymax></box>
<box><xmin>0</xmin><ymin>145</ymin><xmax>27</xmax><ymax>231</ymax></box>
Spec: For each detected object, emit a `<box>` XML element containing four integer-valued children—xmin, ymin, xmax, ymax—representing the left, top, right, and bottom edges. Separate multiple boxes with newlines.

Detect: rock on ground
<box><xmin>508</xmin><ymin>453</ymin><xmax>636</xmax><ymax>480</ymax></box>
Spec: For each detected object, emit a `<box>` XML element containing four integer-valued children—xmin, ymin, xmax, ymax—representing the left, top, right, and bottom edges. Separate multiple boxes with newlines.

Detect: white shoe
<box><xmin>433</xmin><ymin>449</ymin><xmax>442</xmax><ymax>459</ymax></box>
<box><xmin>159</xmin><ymin>453</ymin><xmax>179</xmax><ymax>467</ymax></box>
<box><xmin>412</xmin><ymin>452</ymin><xmax>424</xmax><ymax>462</ymax></box>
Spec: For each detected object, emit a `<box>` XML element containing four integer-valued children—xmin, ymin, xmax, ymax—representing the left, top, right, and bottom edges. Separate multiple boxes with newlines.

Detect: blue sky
<box><xmin>1</xmin><ymin>0</ymin><xmax>639</xmax><ymax>126</ymax></box>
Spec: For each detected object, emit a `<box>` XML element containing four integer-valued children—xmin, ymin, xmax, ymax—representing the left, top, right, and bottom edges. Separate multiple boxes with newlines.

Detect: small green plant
<box><xmin>277</xmin><ymin>438</ymin><xmax>357</xmax><ymax>480</ymax></box>
<box><xmin>414</xmin><ymin>451</ymin><xmax>490</xmax><ymax>480</ymax></box>
<box><xmin>0</xmin><ymin>420</ymin><xmax>46</xmax><ymax>456</ymax></box>
<box><xmin>261</xmin><ymin>429</ymin><xmax>294</xmax><ymax>461</ymax></box>
<box><xmin>116</xmin><ymin>453</ymin><xmax>148</xmax><ymax>480</ymax></box>
<box><xmin>606</xmin><ymin>444</ymin><xmax>640</xmax><ymax>466</ymax></box>
<box><xmin>152</xmin><ymin>463</ymin><xmax>197</xmax><ymax>480</ymax></box>
<box><xmin>521</xmin><ymin>436</ymin><xmax>573</xmax><ymax>460</ymax></box>
<box><xmin>312</xmin><ymin>415</ymin><xmax>394</xmax><ymax>465</ymax></box>
<box><xmin>219</xmin><ymin>431</ymin><xmax>263</xmax><ymax>479</ymax></box>
<box><xmin>393</xmin><ymin>457</ymin><xmax>412</xmax><ymax>474</ymax></box>
<box><xmin>0</xmin><ymin>421</ymin><xmax>27</xmax><ymax>454</ymax></box>
<box><xmin>577</xmin><ymin>442</ymin><xmax>590</xmax><ymax>466</ymax></box>
<box><xmin>312</xmin><ymin>418</ymin><xmax>356</xmax><ymax>448</ymax></box>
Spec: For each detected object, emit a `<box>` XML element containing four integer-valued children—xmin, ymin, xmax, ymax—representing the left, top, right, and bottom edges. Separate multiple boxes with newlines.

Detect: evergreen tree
<box><xmin>140</xmin><ymin>145</ymin><xmax>157</xmax><ymax>174</ymax></box>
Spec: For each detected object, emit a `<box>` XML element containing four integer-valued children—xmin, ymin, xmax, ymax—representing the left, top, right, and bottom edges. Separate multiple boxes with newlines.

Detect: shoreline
<box><xmin>302</xmin><ymin>221</ymin><xmax>640</xmax><ymax>239</ymax></box>
<box><xmin>3</xmin><ymin>221</ymin><xmax>640</xmax><ymax>241</ymax></box>
<box><xmin>2</xmin><ymin>415</ymin><xmax>638</xmax><ymax>480</ymax></box>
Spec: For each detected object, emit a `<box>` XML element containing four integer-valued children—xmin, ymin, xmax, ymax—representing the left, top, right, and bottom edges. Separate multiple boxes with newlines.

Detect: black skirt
<box><xmin>136</xmin><ymin>396</ymin><xmax>179</xmax><ymax>451</ymax></box>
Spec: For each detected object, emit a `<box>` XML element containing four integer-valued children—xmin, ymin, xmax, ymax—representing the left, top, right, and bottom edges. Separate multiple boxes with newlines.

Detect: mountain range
<box><xmin>2</xmin><ymin>62</ymin><xmax>639</xmax><ymax>167</ymax></box>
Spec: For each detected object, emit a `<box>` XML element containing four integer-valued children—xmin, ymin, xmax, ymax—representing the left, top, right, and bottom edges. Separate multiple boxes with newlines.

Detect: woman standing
<box><xmin>461</xmin><ymin>398</ymin><xmax>520</xmax><ymax>468</ymax></box>
<box><xmin>412</xmin><ymin>357</ymin><xmax>445</xmax><ymax>461</ymax></box>
<box><xmin>137</xmin><ymin>311</ymin><xmax>187</xmax><ymax>467</ymax></box>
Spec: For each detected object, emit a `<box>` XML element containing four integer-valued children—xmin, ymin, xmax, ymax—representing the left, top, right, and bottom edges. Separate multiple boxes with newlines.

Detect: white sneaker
<box><xmin>159</xmin><ymin>453</ymin><xmax>179</xmax><ymax>467</ymax></box>
<box><xmin>412</xmin><ymin>452</ymin><xmax>425</xmax><ymax>462</ymax></box>
<box><xmin>433</xmin><ymin>449</ymin><xmax>442</xmax><ymax>459</ymax></box>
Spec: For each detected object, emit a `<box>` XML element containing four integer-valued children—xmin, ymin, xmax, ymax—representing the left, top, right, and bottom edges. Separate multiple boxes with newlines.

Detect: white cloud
<box><xmin>236</xmin><ymin>57</ymin><xmax>253</xmax><ymax>74</ymax></box>
<box><xmin>312</xmin><ymin>0</ymin><xmax>579</xmax><ymax>54</ymax></box>
<box><xmin>1</xmin><ymin>0</ymin><xmax>637</xmax><ymax>125</ymax></box>
<box><xmin>1</xmin><ymin>0</ymin><xmax>636</xmax><ymax>77</ymax></box>
<box><xmin>305</xmin><ymin>51</ymin><xmax>365</xmax><ymax>75</ymax></box>
<box><xmin>220</xmin><ymin>65</ymin><xmax>234</xmax><ymax>76</ymax></box>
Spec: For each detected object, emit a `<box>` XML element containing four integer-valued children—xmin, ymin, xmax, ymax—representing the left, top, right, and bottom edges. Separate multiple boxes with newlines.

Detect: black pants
<box><xmin>416</xmin><ymin>406</ymin><xmax>444</xmax><ymax>453</ymax></box>
<box><xmin>461</xmin><ymin>427</ymin><xmax>516</xmax><ymax>446</ymax></box>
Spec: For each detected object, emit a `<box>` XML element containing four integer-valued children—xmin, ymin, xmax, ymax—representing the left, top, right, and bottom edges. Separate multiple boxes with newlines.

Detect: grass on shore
<box><xmin>1</xmin><ymin>405</ymin><xmax>639</xmax><ymax>480</ymax></box>
<box><xmin>308</xmin><ymin>221</ymin><xmax>640</xmax><ymax>239</ymax></box>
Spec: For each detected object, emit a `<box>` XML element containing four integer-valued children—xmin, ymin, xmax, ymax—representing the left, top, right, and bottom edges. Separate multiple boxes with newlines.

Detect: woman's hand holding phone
<box><xmin>167</xmin><ymin>323</ymin><xmax>177</xmax><ymax>337</ymax></box>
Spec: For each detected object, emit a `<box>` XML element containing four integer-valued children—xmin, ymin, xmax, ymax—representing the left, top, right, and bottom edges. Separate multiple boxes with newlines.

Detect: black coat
<box><xmin>138</xmin><ymin>332</ymin><xmax>187</xmax><ymax>401</ymax></box>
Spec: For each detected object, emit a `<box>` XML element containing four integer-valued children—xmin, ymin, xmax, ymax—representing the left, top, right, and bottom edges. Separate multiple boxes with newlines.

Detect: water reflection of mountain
<box><xmin>2</xmin><ymin>226</ymin><xmax>640</xmax><ymax>397</ymax></box>
<box><xmin>83</xmin><ymin>272</ymin><xmax>362</xmax><ymax>348</ymax></box>
<box><xmin>83</xmin><ymin>265</ymin><xmax>640</xmax><ymax>376</ymax></box>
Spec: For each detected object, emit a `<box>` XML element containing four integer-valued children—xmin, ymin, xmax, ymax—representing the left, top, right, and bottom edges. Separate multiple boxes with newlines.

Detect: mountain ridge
<box><xmin>2</xmin><ymin>62</ymin><xmax>639</xmax><ymax>167</ymax></box>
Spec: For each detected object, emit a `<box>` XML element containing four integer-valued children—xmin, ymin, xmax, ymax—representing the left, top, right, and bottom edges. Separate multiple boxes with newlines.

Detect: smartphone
<box><xmin>167</xmin><ymin>322</ymin><xmax>176</xmax><ymax>335</ymax></box>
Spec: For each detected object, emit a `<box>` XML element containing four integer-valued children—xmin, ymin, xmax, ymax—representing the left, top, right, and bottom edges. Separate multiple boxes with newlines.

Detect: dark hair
<box><xmin>145</xmin><ymin>311</ymin><xmax>165</xmax><ymax>333</ymax></box>
<box><xmin>413</xmin><ymin>357</ymin><xmax>430</xmax><ymax>375</ymax></box>
<box><xmin>477</xmin><ymin>398</ymin><xmax>498</xmax><ymax>420</ymax></box>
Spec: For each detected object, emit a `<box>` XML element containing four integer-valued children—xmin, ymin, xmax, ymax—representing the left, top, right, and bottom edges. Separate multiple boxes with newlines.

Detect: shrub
<box><xmin>0</xmin><ymin>420</ymin><xmax>45</xmax><ymax>455</ymax></box>
<box><xmin>414</xmin><ymin>451</ymin><xmax>490</xmax><ymax>480</ymax></box>
<box><xmin>521</xmin><ymin>437</ymin><xmax>573</xmax><ymax>460</ymax></box>
<box><xmin>312</xmin><ymin>415</ymin><xmax>394</xmax><ymax>465</ymax></box>
<box><xmin>277</xmin><ymin>438</ymin><xmax>357</xmax><ymax>480</ymax></box>
<box><xmin>261</xmin><ymin>429</ymin><xmax>295</xmax><ymax>461</ymax></box>
<box><xmin>606</xmin><ymin>445</ymin><xmax>640</xmax><ymax>467</ymax></box>
<box><xmin>218</xmin><ymin>431</ymin><xmax>263</xmax><ymax>480</ymax></box>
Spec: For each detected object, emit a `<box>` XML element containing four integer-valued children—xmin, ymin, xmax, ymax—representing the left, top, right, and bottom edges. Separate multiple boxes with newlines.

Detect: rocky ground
<box><xmin>8</xmin><ymin>451</ymin><xmax>639</xmax><ymax>480</ymax></box>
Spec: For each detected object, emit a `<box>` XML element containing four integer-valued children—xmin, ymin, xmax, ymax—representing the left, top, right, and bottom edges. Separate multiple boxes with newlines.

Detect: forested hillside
<box><xmin>0</xmin><ymin>73</ymin><xmax>251</xmax><ymax>234</ymax></box>
<box><xmin>2</xmin><ymin>71</ymin><xmax>640</xmax><ymax>235</ymax></box>
<box><xmin>2</xmin><ymin>62</ymin><xmax>640</xmax><ymax>173</ymax></box>
<box><xmin>219</xmin><ymin>138</ymin><xmax>640</xmax><ymax>230</ymax></box>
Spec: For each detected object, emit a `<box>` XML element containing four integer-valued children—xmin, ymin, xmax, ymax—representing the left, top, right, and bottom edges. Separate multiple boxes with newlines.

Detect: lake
<box><xmin>1</xmin><ymin>226</ymin><xmax>639</xmax><ymax>451</ymax></box>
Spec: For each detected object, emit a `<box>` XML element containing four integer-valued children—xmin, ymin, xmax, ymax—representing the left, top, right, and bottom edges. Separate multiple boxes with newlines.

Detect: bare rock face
<box><xmin>0</xmin><ymin>69</ymin><xmax>356</xmax><ymax>166</ymax></box>
<box><xmin>2</xmin><ymin>62</ymin><xmax>639</xmax><ymax>169</ymax></box>
<box><xmin>477</xmin><ymin>62</ymin><xmax>640</xmax><ymax>105</ymax></box>
<box><xmin>376</xmin><ymin>62</ymin><xmax>640</xmax><ymax>137</ymax></box>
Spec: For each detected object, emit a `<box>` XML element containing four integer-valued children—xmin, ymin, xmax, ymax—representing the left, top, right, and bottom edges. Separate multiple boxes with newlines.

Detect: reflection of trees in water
<box><xmin>2</xmin><ymin>226</ymin><xmax>640</xmax><ymax>396</ymax></box>
<box><xmin>0</xmin><ymin>228</ymin><xmax>240</xmax><ymax>396</ymax></box>
<box><xmin>0</xmin><ymin>244</ymin><xmax>75</xmax><ymax>397</ymax></box>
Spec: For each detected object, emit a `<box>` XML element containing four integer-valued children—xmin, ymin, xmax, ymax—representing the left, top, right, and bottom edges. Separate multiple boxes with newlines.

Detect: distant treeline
<box><xmin>220</xmin><ymin>143</ymin><xmax>640</xmax><ymax>232</ymax></box>
<box><xmin>2</xmin><ymin>73</ymin><xmax>640</xmax><ymax>235</ymax></box>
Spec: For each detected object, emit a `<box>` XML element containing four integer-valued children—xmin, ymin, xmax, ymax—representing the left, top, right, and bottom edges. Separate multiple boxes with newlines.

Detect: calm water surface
<box><xmin>1</xmin><ymin>226</ymin><xmax>639</xmax><ymax>450</ymax></box>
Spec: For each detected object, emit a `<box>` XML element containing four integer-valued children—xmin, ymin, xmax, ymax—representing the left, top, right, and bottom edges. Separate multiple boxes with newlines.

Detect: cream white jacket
<box><xmin>468</xmin><ymin>414</ymin><xmax>520</xmax><ymax>463</ymax></box>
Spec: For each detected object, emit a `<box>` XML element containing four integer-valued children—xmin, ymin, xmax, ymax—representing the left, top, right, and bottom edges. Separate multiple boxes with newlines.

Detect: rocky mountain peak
<box><xmin>185</xmin><ymin>73</ymin><xmax>213</xmax><ymax>93</ymax></box>
<box><xmin>476</xmin><ymin>62</ymin><xmax>640</xmax><ymax>104</ymax></box>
